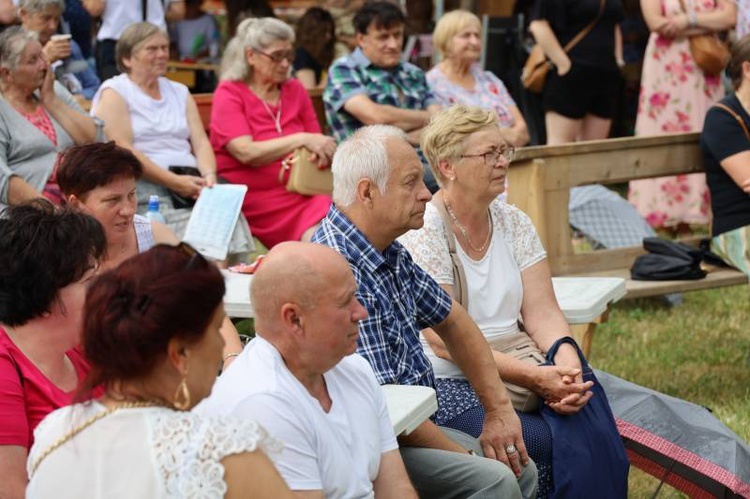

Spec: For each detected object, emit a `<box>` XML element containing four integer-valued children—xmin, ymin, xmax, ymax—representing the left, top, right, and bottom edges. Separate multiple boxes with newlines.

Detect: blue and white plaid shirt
<box><xmin>312</xmin><ymin>206</ymin><xmax>452</xmax><ymax>388</ymax></box>
<box><xmin>323</xmin><ymin>48</ymin><xmax>437</xmax><ymax>143</ymax></box>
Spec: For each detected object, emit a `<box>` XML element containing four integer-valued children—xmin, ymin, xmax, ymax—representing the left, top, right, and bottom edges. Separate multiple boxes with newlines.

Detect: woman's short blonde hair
<box><xmin>220</xmin><ymin>17</ymin><xmax>295</xmax><ymax>82</ymax></box>
<box><xmin>116</xmin><ymin>22</ymin><xmax>168</xmax><ymax>73</ymax></box>
<box><xmin>432</xmin><ymin>9</ymin><xmax>481</xmax><ymax>61</ymax></box>
<box><xmin>421</xmin><ymin>105</ymin><xmax>499</xmax><ymax>187</ymax></box>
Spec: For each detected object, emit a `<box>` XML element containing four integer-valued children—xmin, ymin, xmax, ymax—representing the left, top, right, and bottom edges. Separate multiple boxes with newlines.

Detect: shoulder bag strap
<box><xmin>714</xmin><ymin>102</ymin><xmax>750</xmax><ymax>140</ymax></box>
<box><xmin>431</xmin><ymin>198</ymin><xmax>469</xmax><ymax>309</ymax></box>
<box><xmin>563</xmin><ymin>0</ymin><xmax>607</xmax><ymax>53</ymax></box>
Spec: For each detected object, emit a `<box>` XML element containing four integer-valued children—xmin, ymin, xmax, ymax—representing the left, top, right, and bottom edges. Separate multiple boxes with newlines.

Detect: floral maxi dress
<box><xmin>628</xmin><ymin>0</ymin><xmax>724</xmax><ymax>228</ymax></box>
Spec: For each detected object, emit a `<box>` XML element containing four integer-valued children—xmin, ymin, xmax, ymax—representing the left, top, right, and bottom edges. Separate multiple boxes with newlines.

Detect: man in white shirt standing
<box><xmin>85</xmin><ymin>0</ymin><xmax>185</xmax><ymax>80</ymax></box>
<box><xmin>197</xmin><ymin>241</ymin><xmax>417</xmax><ymax>498</ymax></box>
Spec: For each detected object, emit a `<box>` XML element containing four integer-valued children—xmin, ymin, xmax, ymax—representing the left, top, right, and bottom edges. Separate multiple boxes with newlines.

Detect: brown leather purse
<box><xmin>521</xmin><ymin>0</ymin><xmax>606</xmax><ymax>94</ymax></box>
<box><xmin>278</xmin><ymin>147</ymin><xmax>333</xmax><ymax>196</ymax></box>
<box><xmin>678</xmin><ymin>0</ymin><xmax>730</xmax><ymax>76</ymax></box>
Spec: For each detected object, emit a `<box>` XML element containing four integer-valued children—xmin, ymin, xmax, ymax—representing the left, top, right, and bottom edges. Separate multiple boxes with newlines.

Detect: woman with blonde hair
<box><xmin>428</xmin><ymin>10</ymin><xmax>529</xmax><ymax>147</ymax></box>
<box><xmin>400</xmin><ymin>105</ymin><xmax>627</xmax><ymax>497</ymax></box>
<box><xmin>213</xmin><ymin>17</ymin><xmax>335</xmax><ymax>248</ymax></box>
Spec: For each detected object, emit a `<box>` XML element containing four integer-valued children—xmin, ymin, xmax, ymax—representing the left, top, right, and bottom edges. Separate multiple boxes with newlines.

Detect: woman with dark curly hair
<box><xmin>0</xmin><ymin>200</ymin><xmax>106</xmax><ymax>498</ymax></box>
<box><xmin>294</xmin><ymin>7</ymin><xmax>336</xmax><ymax>89</ymax></box>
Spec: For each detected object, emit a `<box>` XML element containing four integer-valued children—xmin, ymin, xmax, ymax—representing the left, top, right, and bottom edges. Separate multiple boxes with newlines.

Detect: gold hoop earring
<box><xmin>172</xmin><ymin>369</ymin><xmax>191</xmax><ymax>410</ymax></box>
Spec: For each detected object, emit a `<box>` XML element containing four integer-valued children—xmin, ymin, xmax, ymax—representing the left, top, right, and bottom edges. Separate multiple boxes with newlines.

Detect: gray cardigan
<box><xmin>0</xmin><ymin>82</ymin><xmax>87</xmax><ymax>208</ymax></box>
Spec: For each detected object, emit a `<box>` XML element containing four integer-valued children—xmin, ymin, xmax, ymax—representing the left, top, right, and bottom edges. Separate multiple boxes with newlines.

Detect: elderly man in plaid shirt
<box><xmin>312</xmin><ymin>125</ymin><xmax>538</xmax><ymax>499</ymax></box>
<box><xmin>323</xmin><ymin>1</ymin><xmax>441</xmax><ymax>191</ymax></box>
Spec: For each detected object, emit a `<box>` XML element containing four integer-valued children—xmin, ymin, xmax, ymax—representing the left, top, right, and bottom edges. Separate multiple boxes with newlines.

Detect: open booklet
<box><xmin>182</xmin><ymin>184</ymin><xmax>248</xmax><ymax>261</ymax></box>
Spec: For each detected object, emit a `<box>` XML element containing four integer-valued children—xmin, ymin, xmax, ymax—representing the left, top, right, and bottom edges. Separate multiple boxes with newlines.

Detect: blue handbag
<box><xmin>541</xmin><ymin>337</ymin><xmax>630</xmax><ymax>498</ymax></box>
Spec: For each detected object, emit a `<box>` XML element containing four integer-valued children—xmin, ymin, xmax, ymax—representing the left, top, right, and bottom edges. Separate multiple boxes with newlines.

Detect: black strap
<box><xmin>142</xmin><ymin>0</ymin><xmax>148</xmax><ymax>22</ymax></box>
<box><xmin>562</xmin><ymin>0</ymin><xmax>606</xmax><ymax>53</ymax></box>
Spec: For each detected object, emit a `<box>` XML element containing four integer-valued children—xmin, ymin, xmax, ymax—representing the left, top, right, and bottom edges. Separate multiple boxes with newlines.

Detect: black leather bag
<box><xmin>168</xmin><ymin>166</ymin><xmax>202</xmax><ymax>210</ymax></box>
<box><xmin>630</xmin><ymin>237</ymin><xmax>706</xmax><ymax>281</ymax></box>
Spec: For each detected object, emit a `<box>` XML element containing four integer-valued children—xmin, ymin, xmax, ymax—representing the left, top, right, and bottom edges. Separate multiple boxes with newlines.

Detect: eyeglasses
<box><xmin>253</xmin><ymin>48</ymin><xmax>295</xmax><ymax>63</ymax></box>
<box><xmin>460</xmin><ymin>146</ymin><xmax>515</xmax><ymax>166</ymax></box>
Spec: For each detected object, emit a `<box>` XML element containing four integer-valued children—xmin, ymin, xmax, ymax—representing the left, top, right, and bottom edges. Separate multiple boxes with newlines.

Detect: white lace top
<box><xmin>27</xmin><ymin>404</ymin><xmax>279</xmax><ymax>498</ymax></box>
<box><xmin>399</xmin><ymin>200</ymin><xmax>546</xmax><ymax>378</ymax></box>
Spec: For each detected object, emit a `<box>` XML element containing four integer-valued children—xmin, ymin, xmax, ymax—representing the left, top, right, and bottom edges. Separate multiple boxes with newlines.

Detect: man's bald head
<box><xmin>251</xmin><ymin>242</ymin><xmax>352</xmax><ymax>330</ymax></box>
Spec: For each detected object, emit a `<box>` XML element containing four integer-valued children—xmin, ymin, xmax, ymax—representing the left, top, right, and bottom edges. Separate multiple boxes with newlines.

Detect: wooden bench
<box><xmin>507</xmin><ymin>132</ymin><xmax>748</xmax><ymax>299</ymax></box>
<box><xmin>191</xmin><ymin>88</ymin><xmax>328</xmax><ymax>135</ymax></box>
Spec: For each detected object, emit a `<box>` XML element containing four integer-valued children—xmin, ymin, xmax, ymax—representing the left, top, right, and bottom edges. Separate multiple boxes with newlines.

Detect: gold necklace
<box><xmin>444</xmin><ymin>199</ymin><xmax>492</xmax><ymax>253</ymax></box>
<box><xmin>29</xmin><ymin>400</ymin><xmax>165</xmax><ymax>475</ymax></box>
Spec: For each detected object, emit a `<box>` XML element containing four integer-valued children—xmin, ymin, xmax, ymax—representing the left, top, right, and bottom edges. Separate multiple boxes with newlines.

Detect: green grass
<box><xmin>591</xmin><ymin>285</ymin><xmax>750</xmax><ymax>498</ymax></box>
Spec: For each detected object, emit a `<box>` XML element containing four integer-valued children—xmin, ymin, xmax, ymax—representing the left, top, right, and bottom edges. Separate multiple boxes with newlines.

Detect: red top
<box><xmin>0</xmin><ymin>327</ymin><xmax>91</xmax><ymax>450</ymax></box>
<box><xmin>210</xmin><ymin>78</ymin><xmax>331</xmax><ymax>248</ymax></box>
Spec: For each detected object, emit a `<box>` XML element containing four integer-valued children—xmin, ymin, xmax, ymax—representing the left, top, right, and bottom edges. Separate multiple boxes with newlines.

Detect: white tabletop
<box><xmin>222</xmin><ymin>270</ymin><xmax>254</xmax><ymax>319</ymax></box>
<box><xmin>551</xmin><ymin>277</ymin><xmax>626</xmax><ymax>324</ymax></box>
<box><xmin>383</xmin><ymin>384</ymin><xmax>437</xmax><ymax>435</ymax></box>
<box><xmin>223</xmin><ymin>271</ymin><xmax>625</xmax><ymax>324</ymax></box>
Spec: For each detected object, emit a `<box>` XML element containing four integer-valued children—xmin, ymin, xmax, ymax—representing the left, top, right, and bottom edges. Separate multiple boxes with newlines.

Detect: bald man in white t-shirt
<box><xmin>197</xmin><ymin>242</ymin><xmax>417</xmax><ymax>498</ymax></box>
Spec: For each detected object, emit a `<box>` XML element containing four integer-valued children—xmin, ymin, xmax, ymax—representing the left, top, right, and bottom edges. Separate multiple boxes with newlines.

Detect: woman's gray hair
<box><xmin>220</xmin><ymin>17</ymin><xmax>295</xmax><ymax>82</ymax></box>
<box><xmin>18</xmin><ymin>0</ymin><xmax>65</xmax><ymax>12</ymax></box>
<box><xmin>116</xmin><ymin>22</ymin><xmax>168</xmax><ymax>73</ymax></box>
<box><xmin>0</xmin><ymin>27</ymin><xmax>38</xmax><ymax>72</ymax></box>
<box><xmin>332</xmin><ymin>125</ymin><xmax>407</xmax><ymax>207</ymax></box>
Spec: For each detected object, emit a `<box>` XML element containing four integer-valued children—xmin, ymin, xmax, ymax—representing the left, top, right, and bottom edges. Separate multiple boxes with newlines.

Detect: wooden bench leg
<box><xmin>570</xmin><ymin>323</ymin><xmax>597</xmax><ymax>359</ymax></box>
<box><xmin>569</xmin><ymin>310</ymin><xmax>611</xmax><ymax>359</ymax></box>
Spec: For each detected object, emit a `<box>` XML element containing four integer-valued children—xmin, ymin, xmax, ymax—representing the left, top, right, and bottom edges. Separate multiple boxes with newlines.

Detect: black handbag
<box><xmin>630</xmin><ymin>237</ymin><xmax>707</xmax><ymax>281</ymax></box>
<box><xmin>167</xmin><ymin>166</ymin><xmax>201</xmax><ymax>209</ymax></box>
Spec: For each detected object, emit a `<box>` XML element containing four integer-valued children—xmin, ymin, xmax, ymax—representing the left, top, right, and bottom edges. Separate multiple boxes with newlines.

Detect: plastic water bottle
<box><xmin>145</xmin><ymin>195</ymin><xmax>166</xmax><ymax>224</ymax></box>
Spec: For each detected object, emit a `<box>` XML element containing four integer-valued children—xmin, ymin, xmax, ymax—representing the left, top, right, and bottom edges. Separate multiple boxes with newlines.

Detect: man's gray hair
<box><xmin>332</xmin><ymin>125</ymin><xmax>407</xmax><ymax>207</ymax></box>
<box><xmin>19</xmin><ymin>0</ymin><xmax>65</xmax><ymax>12</ymax></box>
<box><xmin>0</xmin><ymin>27</ymin><xmax>38</xmax><ymax>72</ymax></box>
<box><xmin>220</xmin><ymin>17</ymin><xmax>295</xmax><ymax>82</ymax></box>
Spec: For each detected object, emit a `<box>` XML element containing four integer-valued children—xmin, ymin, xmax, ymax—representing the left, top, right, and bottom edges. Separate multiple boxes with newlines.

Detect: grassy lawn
<box><xmin>590</xmin><ymin>285</ymin><xmax>750</xmax><ymax>498</ymax></box>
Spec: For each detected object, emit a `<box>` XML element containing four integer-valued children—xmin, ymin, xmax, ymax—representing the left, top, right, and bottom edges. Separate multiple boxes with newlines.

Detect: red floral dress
<box><xmin>628</xmin><ymin>0</ymin><xmax>724</xmax><ymax>228</ymax></box>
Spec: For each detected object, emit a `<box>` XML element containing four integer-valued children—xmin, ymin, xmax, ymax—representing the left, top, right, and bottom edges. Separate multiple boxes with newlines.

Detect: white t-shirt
<box><xmin>196</xmin><ymin>336</ymin><xmax>398</xmax><ymax>498</ymax></box>
<box><xmin>399</xmin><ymin>200</ymin><xmax>546</xmax><ymax>378</ymax></box>
<box><xmin>97</xmin><ymin>0</ymin><xmax>178</xmax><ymax>40</ymax></box>
<box><xmin>27</xmin><ymin>405</ymin><xmax>278</xmax><ymax>498</ymax></box>
<box><xmin>92</xmin><ymin>74</ymin><xmax>196</xmax><ymax>170</ymax></box>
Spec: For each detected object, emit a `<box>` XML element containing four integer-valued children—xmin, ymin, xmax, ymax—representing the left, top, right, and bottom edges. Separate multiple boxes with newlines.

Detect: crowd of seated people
<box><xmin>2</xmin><ymin>1</ymin><xmax>749</xmax><ymax>497</ymax></box>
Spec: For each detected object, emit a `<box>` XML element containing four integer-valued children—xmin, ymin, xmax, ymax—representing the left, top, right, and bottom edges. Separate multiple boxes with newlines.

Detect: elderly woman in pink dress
<box><xmin>628</xmin><ymin>0</ymin><xmax>736</xmax><ymax>232</ymax></box>
<box><xmin>211</xmin><ymin>17</ymin><xmax>336</xmax><ymax>248</ymax></box>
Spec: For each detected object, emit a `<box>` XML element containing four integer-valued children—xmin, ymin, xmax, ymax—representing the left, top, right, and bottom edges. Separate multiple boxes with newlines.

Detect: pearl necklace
<box><xmin>444</xmin><ymin>199</ymin><xmax>492</xmax><ymax>253</ymax></box>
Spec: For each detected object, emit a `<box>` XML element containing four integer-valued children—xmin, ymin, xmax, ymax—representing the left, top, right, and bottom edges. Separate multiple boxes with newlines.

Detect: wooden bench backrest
<box><xmin>507</xmin><ymin>133</ymin><xmax>704</xmax><ymax>276</ymax></box>
<box><xmin>191</xmin><ymin>88</ymin><xmax>328</xmax><ymax>135</ymax></box>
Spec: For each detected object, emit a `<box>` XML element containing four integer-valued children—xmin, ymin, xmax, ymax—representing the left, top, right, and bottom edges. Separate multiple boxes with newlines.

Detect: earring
<box><xmin>172</xmin><ymin>368</ymin><xmax>191</xmax><ymax>410</ymax></box>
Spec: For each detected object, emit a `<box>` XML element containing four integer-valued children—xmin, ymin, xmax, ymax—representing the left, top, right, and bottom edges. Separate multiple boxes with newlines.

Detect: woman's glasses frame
<box><xmin>460</xmin><ymin>146</ymin><xmax>515</xmax><ymax>166</ymax></box>
<box><xmin>253</xmin><ymin>48</ymin><xmax>295</xmax><ymax>64</ymax></box>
